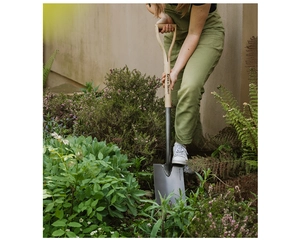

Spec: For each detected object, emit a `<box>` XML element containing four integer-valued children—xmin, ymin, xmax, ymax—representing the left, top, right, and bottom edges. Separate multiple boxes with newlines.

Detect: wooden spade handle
<box><xmin>155</xmin><ymin>23</ymin><xmax>177</xmax><ymax>108</ymax></box>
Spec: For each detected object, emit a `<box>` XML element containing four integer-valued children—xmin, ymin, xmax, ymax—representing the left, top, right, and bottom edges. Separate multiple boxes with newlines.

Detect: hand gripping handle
<box><xmin>155</xmin><ymin>23</ymin><xmax>177</xmax><ymax>108</ymax></box>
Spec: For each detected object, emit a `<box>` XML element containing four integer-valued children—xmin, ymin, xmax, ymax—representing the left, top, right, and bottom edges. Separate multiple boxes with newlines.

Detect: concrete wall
<box><xmin>43</xmin><ymin>3</ymin><xmax>257</xmax><ymax>136</ymax></box>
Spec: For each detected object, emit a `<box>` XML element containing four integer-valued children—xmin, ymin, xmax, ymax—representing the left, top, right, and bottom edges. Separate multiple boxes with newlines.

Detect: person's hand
<box><xmin>156</xmin><ymin>14</ymin><xmax>175</xmax><ymax>33</ymax></box>
<box><xmin>161</xmin><ymin>70</ymin><xmax>177</xmax><ymax>90</ymax></box>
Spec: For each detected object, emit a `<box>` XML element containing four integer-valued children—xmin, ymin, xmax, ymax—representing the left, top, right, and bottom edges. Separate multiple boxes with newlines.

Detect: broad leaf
<box><xmin>52</xmin><ymin>219</ymin><xmax>66</xmax><ymax>227</ymax></box>
<box><xmin>96</xmin><ymin>206</ymin><xmax>105</xmax><ymax>212</ymax></box>
<box><xmin>44</xmin><ymin>202</ymin><xmax>54</xmax><ymax>212</ymax></box>
<box><xmin>52</xmin><ymin>229</ymin><xmax>65</xmax><ymax>237</ymax></box>
<box><xmin>68</xmin><ymin>222</ymin><xmax>82</xmax><ymax>228</ymax></box>
<box><xmin>66</xmin><ymin>231</ymin><xmax>77</xmax><ymax>238</ymax></box>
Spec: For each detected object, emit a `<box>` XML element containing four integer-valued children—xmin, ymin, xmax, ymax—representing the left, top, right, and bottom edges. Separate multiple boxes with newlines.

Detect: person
<box><xmin>146</xmin><ymin>4</ymin><xmax>225</xmax><ymax>167</ymax></box>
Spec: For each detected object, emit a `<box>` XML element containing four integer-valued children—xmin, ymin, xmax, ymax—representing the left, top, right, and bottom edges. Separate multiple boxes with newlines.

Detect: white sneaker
<box><xmin>172</xmin><ymin>142</ymin><xmax>188</xmax><ymax>165</ymax></box>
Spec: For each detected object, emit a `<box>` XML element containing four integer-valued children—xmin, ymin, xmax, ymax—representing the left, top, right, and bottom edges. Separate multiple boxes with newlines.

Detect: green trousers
<box><xmin>164</xmin><ymin>6</ymin><xmax>225</xmax><ymax>146</ymax></box>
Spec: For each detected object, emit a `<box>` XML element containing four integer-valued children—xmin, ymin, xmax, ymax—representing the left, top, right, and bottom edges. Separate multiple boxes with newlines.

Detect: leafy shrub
<box><xmin>43</xmin><ymin>133</ymin><xmax>145</xmax><ymax>238</ymax></box>
<box><xmin>74</xmin><ymin>66</ymin><xmax>166</xmax><ymax>163</ymax></box>
<box><xmin>43</xmin><ymin>91</ymin><xmax>89</xmax><ymax>140</ymax></box>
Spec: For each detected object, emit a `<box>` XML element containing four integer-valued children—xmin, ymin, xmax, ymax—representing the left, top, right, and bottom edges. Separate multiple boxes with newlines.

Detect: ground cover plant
<box><xmin>43</xmin><ymin>134</ymin><xmax>146</xmax><ymax>237</ymax></box>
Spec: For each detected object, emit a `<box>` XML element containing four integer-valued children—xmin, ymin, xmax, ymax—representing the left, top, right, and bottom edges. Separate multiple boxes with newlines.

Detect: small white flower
<box><xmin>62</xmin><ymin>139</ymin><xmax>69</xmax><ymax>145</ymax></box>
<box><xmin>79</xmin><ymin>218</ymin><xmax>84</xmax><ymax>223</ymax></box>
<box><xmin>90</xmin><ymin>230</ymin><xmax>98</xmax><ymax>236</ymax></box>
<box><xmin>88</xmin><ymin>221</ymin><xmax>91</xmax><ymax>225</ymax></box>
<box><xmin>66</xmin><ymin>229</ymin><xmax>70</xmax><ymax>232</ymax></box>
<box><xmin>51</xmin><ymin>132</ymin><xmax>59</xmax><ymax>138</ymax></box>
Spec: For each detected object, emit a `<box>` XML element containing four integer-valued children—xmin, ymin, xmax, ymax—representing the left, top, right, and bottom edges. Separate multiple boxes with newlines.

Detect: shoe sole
<box><xmin>172</xmin><ymin>158</ymin><xmax>187</xmax><ymax>165</ymax></box>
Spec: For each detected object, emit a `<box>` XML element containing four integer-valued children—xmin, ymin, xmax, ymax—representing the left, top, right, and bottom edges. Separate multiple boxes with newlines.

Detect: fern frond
<box><xmin>43</xmin><ymin>50</ymin><xmax>58</xmax><ymax>88</ymax></box>
<box><xmin>211</xmin><ymin>78</ymin><xmax>258</xmax><ymax>162</ymax></box>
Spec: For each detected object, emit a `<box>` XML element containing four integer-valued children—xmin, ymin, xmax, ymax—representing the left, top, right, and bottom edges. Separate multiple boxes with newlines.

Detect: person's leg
<box><xmin>173</xmin><ymin>31</ymin><xmax>224</xmax><ymax>164</ymax></box>
<box><xmin>175</xmin><ymin>33</ymin><xmax>224</xmax><ymax>145</ymax></box>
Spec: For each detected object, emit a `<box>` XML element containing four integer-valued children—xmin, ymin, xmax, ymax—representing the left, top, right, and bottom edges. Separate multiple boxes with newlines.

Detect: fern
<box><xmin>211</xmin><ymin>68</ymin><xmax>258</xmax><ymax>165</ymax></box>
<box><xmin>43</xmin><ymin>50</ymin><xmax>58</xmax><ymax>89</ymax></box>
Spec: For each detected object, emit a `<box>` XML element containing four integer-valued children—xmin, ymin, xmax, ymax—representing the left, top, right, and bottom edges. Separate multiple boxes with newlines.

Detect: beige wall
<box><xmin>43</xmin><ymin>3</ymin><xmax>257</xmax><ymax>136</ymax></box>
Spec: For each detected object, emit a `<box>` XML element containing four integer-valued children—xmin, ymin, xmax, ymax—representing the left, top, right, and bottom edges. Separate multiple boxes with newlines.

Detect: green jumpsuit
<box><xmin>163</xmin><ymin>4</ymin><xmax>225</xmax><ymax>147</ymax></box>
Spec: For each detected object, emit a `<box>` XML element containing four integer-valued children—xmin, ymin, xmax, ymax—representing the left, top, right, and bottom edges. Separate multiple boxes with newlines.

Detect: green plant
<box><xmin>43</xmin><ymin>133</ymin><xmax>146</xmax><ymax>238</ymax></box>
<box><xmin>43</xmin><ymin>50</ymin><xmax>58</xmax><ymax>89</ymax></box>
<box><xmin>186</xmin><ymin>170</ymin><xmax>257</xmax><ymax>237</ymax></box>
<box><xmin>211</xmin><ymin>67</ymin><xmax>258</xmax><ymax>168</ymax></box>
<box><xmin>133</xmin><ymin>192</ymin><xmax>192</xmax><ymax>238</ymax></box>
<box><xmin>43</xmin><ymin>112</ymin><xmax>72</xmax><ymax>141</ymax></box>
<box><xmin>73</xmin><ymin>66</ymin><xmax>166</xmax><ymax>166</ymax></box>
<box><xmin>133</xmin><ymin>170</ymin><xmax>210</xmax><ymax>238</ymax></box>
<box><xmin>133</xmin><ymin>169</ymin><xmax>257</xmax><ymax>238</ymax></box>
<box><xmin>80</xmin><ymin>81</ymin><xmax>102</xmax><ymax>97</ymax></box>
<box><xmin>43</xmin><ymin>90</ymin><xmax>98</xmax><ymax>139</ymax></box>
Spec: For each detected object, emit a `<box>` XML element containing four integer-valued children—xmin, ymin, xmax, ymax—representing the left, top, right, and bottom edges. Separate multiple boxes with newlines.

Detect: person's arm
<box><xmin>170</xmin><ymin>4</ymin><xmax>210</xmax><ymax>89</ymax></box>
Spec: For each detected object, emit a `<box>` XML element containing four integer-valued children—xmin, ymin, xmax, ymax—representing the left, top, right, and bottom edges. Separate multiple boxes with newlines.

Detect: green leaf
<box><xmin>99</xmin><ymin>160</ymin><xmax>109</xmax><ymax>167</ymax></box>
<box><xmin>91</xmin><ymin>199</ymin><xmax>98</xmax><ymax>208</ymax></box>
<box><xmin>195</xmin><ymin>172</ymin><xmax>203</xmax><ymax>182</ymax></box>
<box><xmin>93</xmin><ymin>183</ymin><xmax>100</xmax><ymax>192</ymax></box>
<box><xmin>114</xmin><ymin>204</ymin><xmax>127</xmax><ymax>212</ymax></box>
<box><xmin>52</xmin><ymin>219</ymin><xmax>66</xmax><ymax>227</ymax></box>
<box><xmin>132</xmin><ymin>189</ymin><xmax>145</xmax><ymax>197</ymax></box>
<box><xmin>111</xmin><ymin>194</ymin><xmax>117</xmax><ymax>204</ymax></box>
<box><xmin>63</xmin><ymin>202</ymin><xmax>72</xmax><ymax>208</ymax></box>
<box><xmin>96</xmin><ymin>213</ymin><xmax>103</xmax><ymax>221</ymax></box>
<box><xmin>83</xmin><ymin>224</ymin><xmax>98</xmax><ymax>233</ymax></box>
<box><xmin>52</xmin><ymin>229</ymin><xmax>65</xmax><ymax>237</ymax></box>
<box><xmin>55</xmin><ymin>198</ymin><xmax>64</xmax><ymax>204</ymax></box>
<box><xmin>150</xmin><ymin>219</ymin><xmax>162</xmax><ymax>238</ymax></box>
<box><xmin>85</xmin><ymin>198</ymin><xmax>92</xmax><ymax>206</ymax></box>
<box><xmin>87</xmin><ymin>206</ymin><xmax>93</xmax><ymax>216</ymax></box>
<box><xmin>66</xmin><ymin>231</ymin><xmax>77</xmax><ymax>238</ymax></box>
<box><xmin>55</xmin><ymin>208</ymin><xmax>64</xmax><ymax>219</ymax></box>
<box><xmin>98</xmin><ymin>152</ymin><xmax>103</xmax><ymax>160</ymax></box>
<box><xmin>117</xmin><ymin>192</ymin><xmax>126</xmax><ymax>198</ymax></box>
<box><xmin>78</xmin><ymin>202</ymin><xmax>84</xmax><ymax>210</ymax></box>
<box><xmin>111</xmin><ymin>231</ymin><xmax>119</xmax><ymax>238</ymax></box>
<box><xmin>82</xmin><ymin>179</ymin><xmax>90</xmax><ymax>185</ymax></box>
<box><xmin>96</xmin><ymin>206</ymin><xmax>105</xmax><ymax>212</ymax></box>
<box><xmin>107</xmin><ymin>189</ymin><xmax>114</xmax><ymax>197</ymax></box>
<box><xmin>68</xmin><ymin>222</ymin><xmax>82</xmax><ymax>228</ymax></box>
<box><xmin>43</xmin><ymin>189</ymin><xmax>52</xmax><ymax>199</ymax></box>
<box><xmin>127</xmin><ymin>203</ymin><xmax>137</xmax><ymax>216</ymax></box>
<box><xmin>44</xmin><ymin>202</ymin><xmax>54</xmax><ymax>212</ymax></box>
<box><xmin>102</xmin><ymin>183</ymin><xmax>110</xmax><ymax>190</ymax></box>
